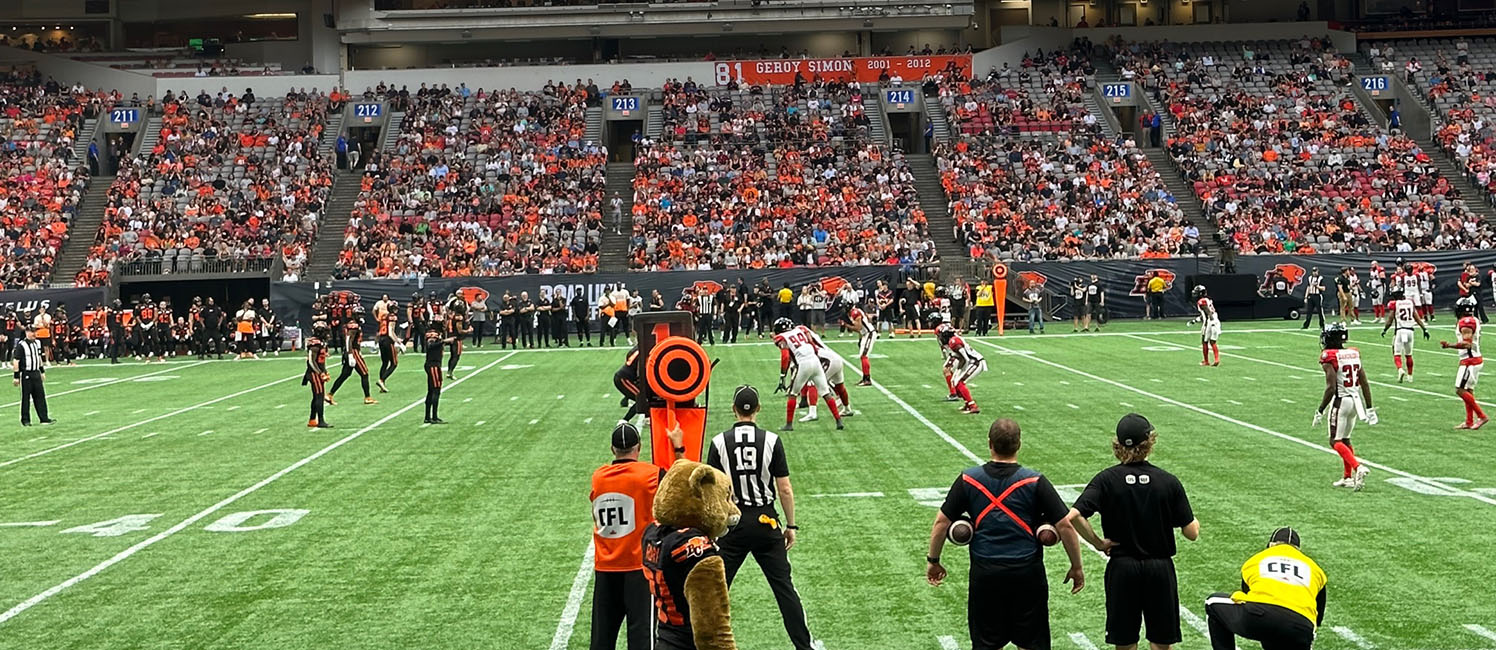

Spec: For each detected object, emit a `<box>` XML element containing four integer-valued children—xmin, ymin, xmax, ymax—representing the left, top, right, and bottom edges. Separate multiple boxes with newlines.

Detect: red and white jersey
<box><xmin>1320</xmin><ymin>347</ymin><xmax>1364</xmax><ymax>399</ymax></box>
<box><xmin>1401</xmin><ymin>272</ymin><xmax>1419</xmax><ymax>296</ymax></box>
<box><xmin>1196</xmin><ymin>297</ymin><xmax>1219</xmax><ymax>324</ymax></box>
<box><xmin>1369</xmin><ymin>265</ymin><xmax>1385</xmax><ymax>288</ymax></box>
<box><xmin>774</xmin><ymin>325</ymin><xmax>822</xmax><ymax>366</ymax></box>
<box><xmin>1417</xmin><ymin>269</ymin><xmax>1432</xmax><ymax>292</ymax></box>
<box><xmin>945</xmin><ymin>333</ymin><xmax>984</xmax><ymax>365</ymax></box>
<box><xmin>849</xmin><ymin>307</ymin><xmax>876</xmax><ymax>335</ymax></box>
<box><xmin>1391</xmin><ymin>299</ymin><xmax>1418</xmax><ymax>329</ymax></box>
<box><xmin>1458</xmin><ymin>317</ymin><xmax>1483</xmax><ymax>365</ymax></box>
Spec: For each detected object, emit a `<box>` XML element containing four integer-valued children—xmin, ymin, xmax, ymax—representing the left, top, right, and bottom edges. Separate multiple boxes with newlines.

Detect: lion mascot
<box><xmin>642</xmin><ymin>460</ymin><xmax>742</xmax><ymax>650</ymax></box>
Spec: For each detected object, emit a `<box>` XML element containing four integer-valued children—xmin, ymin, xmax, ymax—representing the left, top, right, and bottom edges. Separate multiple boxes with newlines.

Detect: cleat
<box><xmin>857</xmin><ymin>379</ymin><xmax>872</xmax><ymax>387</ymax></box>
<box><xmin>325</xmin><ymin>396</ymin><xmax>338</xmax><ymax>406</ymax></box>
<box><xmin>1352</xmin><ymin>465</ymin><xmax>1370</xmax><ymax>491</ymax></box>
<box><xmin>965</xmin><ymin>407</ymin><xmax>981</xmax><ymax>415</ymax></box>
<box><xmin>783</xmin><ymin>423</ymin><xmax>794</xmax><ymax>432</ymax></box>
<box><xmin>364</xmin><ymin>397</ymin><xmax>377</xmax><ymax>404</ymax></box>
<box><xmin>308</xmin><ymin>420</ymin><xmax>319</xmax><ymax>428</ymax></box>
<box><xmin>429</xmin><ymin>418</ymin><xmax>446</xmax><ymax>425</ymax></box>
<box><xmin>1398</xmin><ymin>369</ymin><xmax>1407</xmax><ymax>383</ymax></box>
<box><xmin>1211</xmin><ymin>360</ymin><xmax>1220</xmax><ymax>367</ymax></box>
<box><xmin>1331</xmin><ymin>478</ymin><xmax>1351</xmax><ymax>488</ymax></box>
<box><xmin>798</xmin><ymin>413</ymin><xmax>818</xmax><ymax>423</ymax></box>
<box><xmin>944</xmin><ymin>395</ymin><xmax>962</xmax><ymax>402</ymax></box>
<box><xmin>1456</xmin><ymin>422</ymin><xmax>1473</xmax><ymax>430</ymax></box>
<box><xmin>377</xmin><ymin>380</ymin><xmax>388</xmax><ymax>393</ymax></box>
<box><xmin>835</xmin><ymin>420</ymin><xmax>845</xmax><ymax>430</ymax></box>
<box><xmin>1475</xmin><ymin>418</ymin><xmax>1490</xmax><ymax>430</ymax></box>
<box><xmin>1200</xmin><ymin>361</ymin><xmax>1211</xmax><ymax>366</ymax></box>
<box><xmin>316</xmin><ymin>422</ymin><xmax>333</xmax><ymax>429</ymax></box>
<box><xmin>841</xmin><ymin>408</ymin><xmax>856</xmax><ymax>417</ymax></box>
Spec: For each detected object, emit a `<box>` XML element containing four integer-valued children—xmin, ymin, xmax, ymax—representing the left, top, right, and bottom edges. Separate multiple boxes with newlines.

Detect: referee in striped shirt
<box><xmin>706</xmin><ymin>385</ymin><xmax>813</xmax><ymax>650</ymax></box>
<box><xmin>1301</xmin><ymin>268</ymin><xmax>1325</xmax><ymax>330</ymax></box>
<box><xmin>695</xmin><ymin>286</ymin><xmax>718</xmax><ymax>345</ymax></box>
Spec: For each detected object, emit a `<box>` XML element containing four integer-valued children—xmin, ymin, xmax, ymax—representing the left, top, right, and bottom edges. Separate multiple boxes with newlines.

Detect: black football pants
<box><xmin>1205</xmin><ymin>594</ymin><xmax>1315</xmax><ymax>650</ymax></box>
<box><xmin>589</xmin><ymin>569</ymin><xmax>652</xmax><ymax>650</ymax></box>
<box><xmin>1302</xmin><ymin>295</ymin><xmax>1324</xmax><ymax>329</ymax></box>
<box><xmin>718</xmin><ymin>504</ymin><xmax>813</xmax><ymax>650</ymax></box>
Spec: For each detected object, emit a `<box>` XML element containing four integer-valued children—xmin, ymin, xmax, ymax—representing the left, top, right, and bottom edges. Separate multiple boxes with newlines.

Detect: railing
<box><xmin>113</xmin><ymin>256</ymin><xmax>275</xmax><ymax>277</ymax></box>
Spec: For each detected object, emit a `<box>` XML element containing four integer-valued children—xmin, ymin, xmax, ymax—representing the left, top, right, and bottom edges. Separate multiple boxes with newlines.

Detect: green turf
<box><xmin>1</xmin><ymin>318</ymin><xmax>1493</xmax><ymax>649</ymax></box>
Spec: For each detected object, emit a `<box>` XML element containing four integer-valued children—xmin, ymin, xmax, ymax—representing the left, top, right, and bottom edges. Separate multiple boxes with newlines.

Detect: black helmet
<box><xmin>924</xmin><ymin>312</ymin><xmax>945</xmax><ymax>328</ymax></box>
<box><xmin>1191</xmin><ymin>285</ymin><xmax>1207</xmax><ymax>299</ymax></box>
<box><xmin>1456</xmin><ymin>295</ymin><xmax>1478</xmax><ymax>318</ymax></box>
<box><xmin>937</xmin><ymin>326</ymin><xmax>956</xmax><ymax>345</ymax></box>
<box><xmin>772</xmin><ymin>317</ymin><xmax>795</xmax><ymax>334</ymax></box>
<box><xmin>1320</xmin><ymin>322</ymin><xmax>1348</xmax><ymax>350</ymax></box>
<box><xmin>1388</xmin><ymin>287</ymin><xmax>1405</xmax><ymax>301</ymax></box>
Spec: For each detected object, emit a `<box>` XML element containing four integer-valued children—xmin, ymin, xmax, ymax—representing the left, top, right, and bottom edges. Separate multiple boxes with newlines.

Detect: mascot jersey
<box><xmin>642</xmin><ymin>524</ymin><xmax>720</xmax><ymax>649</ymax></box>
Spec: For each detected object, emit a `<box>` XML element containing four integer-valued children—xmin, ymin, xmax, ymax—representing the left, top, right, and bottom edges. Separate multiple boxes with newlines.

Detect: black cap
<box><xmin>611</xmin><ymin>421</ymin><xmax>641</xmax><ymax>449</ymax></box>
<box><xmin>1116</xmin><ymin>413</ymin><xmax>1154</xmax><ymax>448</ymax></box>
<box><xmin>733</xmin><ymin>385</ymin><xmax>760</xmax><ymax>413</ymax></box>
<box><xmin>1269</xmin><ymin>526</ymin><xmax>1301</xmax><ymax>548</ymax></box>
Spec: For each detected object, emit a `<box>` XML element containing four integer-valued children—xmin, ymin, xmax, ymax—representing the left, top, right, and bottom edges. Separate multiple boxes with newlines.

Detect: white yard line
<box><xmin>809</xmin><ymin>492</ymin><xmax>885</xmax><ymax>498</ymax></box>
<box><xmin>0</xmin><ymin>521</ymin><xmax>59</xmax><ymax>528</ymax></box>
<box><xmin>548</xmin><ymin>544</ymin><xmax>597</xmax><ymax>650</ymax></box>
<box><xmin>1067</xmin><ymin>632</ymin><xmax>1100</xmax><ymax>650</ymax></box>
<box><xmin>253</xmin><ymin>428</ymin><xmax>268</xmax><ymax>435</ymax></box>
<box><xmin>0</xmin><ymin>374</ymin><xmax>301</xmax><ymax>469</ymax></box>
<box><xmin>474</xmin><ymin>420</ymin><xmax>486</xmax><ymax>427</ymax></box>
<box><xmin>0</xmin><ymin>351</ymin><xmax>516</xmax><ymax>626</ymax></box>
<box><xmin>1465</xmin><ymin>625</ymin><xmax>1496</xmax><ymax>643</ymax></box>
<box><xmin>140</xmin><ymin>432</ymin><xmax>161</xmax><ymax>439</ymax></box>
<box><xmin>1332</xmin><ymin>625</ymin><xmax>1377</xmax><ymax>648</ymax></box>
<box><xmin>583</xmin><ymin>417</ymin><xmax>594</xmax><ymax>425</ymax></box>
<box><xmin>529</xmin><ymin>418</ymin><xmax>540</xmax><ymax>425</ymax></box>
<box><xmin>197</xmin><ymin>430</ymin><xmax>214</xmax><ymax>437</ymax></box>
<box><xmin>1013</xmin><ymin>405</ymin><xmax>1026</xmax><ymax>411</ymax></box>
<box><xmin>0</xmin><ymin>361</ymin><xmax>205</xmax><ymax>409</ymax></box>
<box><xmin>973</xmin><ymin>338</ymin><xmax>1496</xmax><ymax>507</ymax></box>
<box><xmin>226</xmin><ymin>405</ymin><xmax>240</xmax><ymax>411</ymax></box>
<box><xmin>1227</xmin><ymin>399</ymin><xmax>1243</xmax><ymax>405</ymax></box>
<box><xmin>937</xmin><ymin>635</ymin><xmax>960</xmax><ymax>650</ymax></box>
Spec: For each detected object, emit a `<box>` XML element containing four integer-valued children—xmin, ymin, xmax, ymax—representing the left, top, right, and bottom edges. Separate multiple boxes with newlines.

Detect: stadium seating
<box><xmin>937</xmin><ymin>133</ymin><xmax>1194</xmax><ymax>261</ymax></box>
<box><xmin>0</xmin><ymin>69</ymin><xmax>98</xmax><ymax>290</ymax></box>
<box><xmin>938</xmin><ymin>48</ymin><xmax>1097</xmax><ymax>135</ymax></box>
<box><xmin>1118</xmin><ymin>37</ymin><xmax>1496</xmax><ymax>253</ymax></box>
<box><xmin>83</xmin><ymin>89</ymin><xmax>334</xmax><ymax>284</ymax></box>
<box><xmin>333</xmin><ymin>83</ymin><xmax>607</xmax><ymax>278</ymax></box>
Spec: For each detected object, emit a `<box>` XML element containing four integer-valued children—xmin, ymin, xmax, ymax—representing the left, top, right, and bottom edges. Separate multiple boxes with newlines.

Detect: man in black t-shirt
<box><xmin>1067</xmin><ymin>413</ymin><xmax>1200</xmax><ymax>650</ymax></box>
<box><xmin>928</xmin><ymin>418</ymin><xmax>1085</xmax><ymax>650</ymax></box>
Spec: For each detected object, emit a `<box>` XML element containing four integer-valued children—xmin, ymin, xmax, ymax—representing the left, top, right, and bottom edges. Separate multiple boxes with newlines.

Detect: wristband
<box><xmin>927</xmin><ymin>556</ymin><xmax>940</xmax><ymax>564</ymax></box>
<box><xmin>673</xmin><ymin>446</ymin><xmax>686</xmax><ymax>454</ymax></box>
<box><xmin>12</xmin><ymin>372</ymin><xmax>18</xmax><ymax>379</ymax></box>
<box><xmin>786</xmin><ymin>525</ymin><xmax>799</xmax><ymax>530</ymax></box>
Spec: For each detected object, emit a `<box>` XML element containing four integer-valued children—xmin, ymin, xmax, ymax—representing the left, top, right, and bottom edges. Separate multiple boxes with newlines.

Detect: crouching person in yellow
<box><xmin>1205</xmin><ymin>527</ymin><xmax>1326</xmax><ymax>650</ymax></box>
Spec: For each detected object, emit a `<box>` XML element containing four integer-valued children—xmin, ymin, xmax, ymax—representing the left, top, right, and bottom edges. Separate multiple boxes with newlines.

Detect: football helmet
<box><xmin>772</xmin><ymin>317</ymin><xmax>795</xmax><ymax>334</ymax></box>
<box><xmin>1320</xmin><ymin>322</ymin><xmax>1348</xmax><ymax>350</ymax></box>
<box><xmin>1191</xmin><ymin>285</ymin><xmax>1207</xmax><ymax>299</ymax></box>
<box><xmin>1456</xmin><ymin>295</ymin><xmax>1478</xmax><ymax>318</ymax></box>
<box><xmin>1388</xmin><ymin>288</ymin><xmax>1405</xmax><ymax>301</ymax></box>
<box><xmin>925</xmin><ymin>312</ymin><xmax>946</xmax><ymax>328</ymax></box>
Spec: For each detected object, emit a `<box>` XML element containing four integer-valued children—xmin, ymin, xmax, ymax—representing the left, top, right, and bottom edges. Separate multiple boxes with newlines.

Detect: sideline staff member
<box><xmin>1205</xmin><ymin>527</ymin><xmax>1326</xmax><ymax>650</ymax></box>
<box><xmin>13</xmin><ymin>326</ymin><xmax>53</xmax><ymax>426</ymax></box>
<box><xmin>589</xmin><ymin>422</ymin><xmax>673</xmax><ymax>650</ymax></box>
<box><xmin>1067</xmin><ymin>413</ymin><xmax>1199</xmax><ymax>650</ymax></box>
<box><xmin>705</xmin><ymin>385</ymin><xmax>814</xmax><ymax>650</ymax></box>
<box><xmin>926</xmin><ymin>418</ymin><xmax>1085</xmax><ymax>650</ymax></box>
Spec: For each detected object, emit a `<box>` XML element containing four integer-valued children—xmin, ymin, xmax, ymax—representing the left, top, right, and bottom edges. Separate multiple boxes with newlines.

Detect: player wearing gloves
<box><xmin>1313</xmin><ymin>323</ymin><xmax>1375</xmax><ymax>490</ymax></box>
<box><xmin>1440</xmin><ymin>295</ymin><xmax>1488</xmax><ymax>430</ymax></box>
<box><xmin>772</xmin><ymin>318</ymin><xmax>844</xmax><ymax>431</ymax></box>
<box><xmin>1188</xmin><ymin>286</ymin><xmax>1221</xmax><ymax>366</ymax></box>
<box><xmin>1379</xmin><ymin>288</ymin><xmax>1430</xmax><ymax>383</ymax></box>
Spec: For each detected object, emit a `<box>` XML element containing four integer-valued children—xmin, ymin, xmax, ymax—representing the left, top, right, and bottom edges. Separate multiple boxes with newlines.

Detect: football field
<box><xmin>2</xmin><ymin>318</ymin><xmax>1494</xmax><ymax>649</ymax></box>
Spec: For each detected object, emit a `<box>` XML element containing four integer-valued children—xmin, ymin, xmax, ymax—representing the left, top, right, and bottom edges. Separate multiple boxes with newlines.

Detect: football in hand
<box><xmin>1036</xmin><ymin>524</ymin><xmax>1059</xmax><ymax>546</ymax></box>
<box><xmin>947</xmin><ymin>519</ymin><xmax>974</xmax><ymax>546</ymax></box>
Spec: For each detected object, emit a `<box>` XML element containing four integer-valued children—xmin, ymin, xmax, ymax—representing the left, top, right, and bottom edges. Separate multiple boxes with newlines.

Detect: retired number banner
<box><xmin>713</xmin><ymin>55</ymin><xmax>972</xmax><ymax>86</ymax></box>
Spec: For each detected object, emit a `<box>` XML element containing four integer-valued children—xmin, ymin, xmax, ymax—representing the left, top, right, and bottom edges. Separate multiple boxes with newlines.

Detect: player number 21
<box><xmin>1341</xmin><ymin>363</ymin><xmax>1361</xmax><ymax>388</ymax></box>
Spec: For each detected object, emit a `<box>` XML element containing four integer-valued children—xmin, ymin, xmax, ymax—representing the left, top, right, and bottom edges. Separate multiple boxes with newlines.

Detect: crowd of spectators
<box><xmin>0</xmin><ymin>68</ymin><xmax>107</xmax><ymax>290</ymax></box>
<box><xmin>937</xmin><ymin>132</ymin><xmax>1197</xmax><ymax>261</ymax></box>
<box><xmin>334</xmin><ymin>81</ymin><xmax>607</xmax><ymax>279</ymax></box>
<box><xmin>630</xmin><ymin>75</ymin><xmax>935</xmax><ymax>271</ymax></box>
<box><xmin>81</xmin><ymin>87</ymin><xmax>335</xmax><ymax>286</ymax></box>
<box><xmin>1115</xmin><ymin>36</ymin><xmax>1496</xmax><ymax>253</ymax></box>
<box><xmin>938</xmin><ymin>44</ymin><xmax>1098</xmax><ymax>136</ymax></box>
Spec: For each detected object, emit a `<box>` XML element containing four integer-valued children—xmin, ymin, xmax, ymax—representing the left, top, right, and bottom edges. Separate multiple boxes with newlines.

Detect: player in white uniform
<box><xmin>772</xmin><ymin>318</ymin><xmax>843</xmax><ymax>431</ymax></box>
<box><xmin>1313</xmin><ymin>323</ymin><xmax>1376</xmax><ymax>490</ymax></box>
<box><xmin>927</xmin><ymin>314</ymin><xmax>961</xmax><ymax>401</ymax></box>
<box><xmin>1416</xmin><ymin>266</ymin><xmax>1434</xmax><ymax>321</ymax></box>
<box><xmin>1379</xmin><ymin>288</ymin><xmax>1430</xmax><ymax>382</ymax></box>
<box><xmin>801</xmin><ymin>325</ymin><xmax>856</xmax><ymax>418</ymax></box>
<box><xmin>843</xmin><ymin>300</ymin><xmax>878</xmax><ymax>386</ymax></box>
<box><xmin>937</xmin><ymin>327</ymin><xmax>986</xmax><ymax>414</ymax></box>
<box><xmin>1440</xmin><ymin>297</ymin><xmax>1487</xmax><ymax>429</ymax></box>
<box><xmin>1189</xmin><ymin>286</ymin><xmax>1221</xmax><ymax>366</ymax></box>
<box><xmin>1368</xmin><ymin>262</ymin><xmax>1387</xmax><ymax>320</ymax></box>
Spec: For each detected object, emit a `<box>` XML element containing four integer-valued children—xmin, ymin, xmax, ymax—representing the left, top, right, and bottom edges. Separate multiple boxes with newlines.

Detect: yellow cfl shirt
<box><xmin>778</xmin><ymin>288</ymin><xmax>794</xmax><ymax>304</ymax></box>
<box><xmin>1232</xmin><ymin>545</ymin><xmax>1327</xmax><ymax>626</ymax></box>
<box><xmin>1148</xmin><ymin>277</ymin><xmax>1166</xmax><ymax>293</ymax></box>
<box><xmin>975</xmin><ymin>285</ymin><xmax>995</xmax><ymax>307</ymax></box>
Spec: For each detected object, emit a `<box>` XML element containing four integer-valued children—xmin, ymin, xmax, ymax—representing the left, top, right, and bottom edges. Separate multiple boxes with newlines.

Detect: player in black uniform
<box><xmin>551</xmin><ymin>293</ymin><xmax>570</xmax><ymax>347</ymax></box>
<box><xmin>133</xmin><ymin>295</ymin><xmax>158</xmax><ymax>361</ymax></box>
<box><xmin>52</xmin><ymin>307</ymin><xmax>76</xmax><ymax>366</ymax></box>
<box><xmin>105</xmin><ymin>300</ymin><xmax>125</xmax><ymax>363</ymax></box>
<box><xmin>0</xmin><ymin>309</ymin><xmax>17</xmax><ymax>363</ymax></box>
<box><xmin>616</xmin><ymin>346</ymin><xmax>645</xmax><ymax>421</ymax></box>
<box><xmin>445</xmin><ymin>294</ymin><xmax>470</xmax><ymax>380</ymax></box>
<box><xmin>376</xmin><ymin>300</ymin><xmax>401</xmax><ymax>393</ymax></box>
<box><xmin>155</xmin><ymin>300</ymin><xmax>173</xmax><ymax>358</ymax></box>
<box><xmin>423</xmin><ymin>325</ymin><xmax>452</xmax><ymax>424</ymax></box>
<box><xmin>409</xmin><ymin>293</ymin><xmax>428</xmax><ymax>353</ymax></box>
<box><xmin>304</xmin><ymin>324</ymin><xmax>332</xmax><ymax>428</ymax></box>
<box><xmin>329</xmin><ymin>307</ymin><xmax>377</xmax><ymax>405</ymax></box>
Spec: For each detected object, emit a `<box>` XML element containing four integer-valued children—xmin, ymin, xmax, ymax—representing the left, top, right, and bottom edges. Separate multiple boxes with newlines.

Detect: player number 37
<box><xmin>1341</xmin><ymin>363</ymin><xmax>1361</xmax><ymax>388</ymax></box>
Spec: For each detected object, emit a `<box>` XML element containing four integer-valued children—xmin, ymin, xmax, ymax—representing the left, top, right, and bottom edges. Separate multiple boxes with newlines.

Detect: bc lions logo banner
<box><xmin>457</xmin><ymin>287</ymin><xmax>491</xmax><ymax>304</ymax></box>
<box><xmin>1262</xmin><ymin>264</ymin><xmax>1306</xmax><ymax>292</ymax></box>
<box><xmin>681</xmin><ymin>280</ymin><xmax>724</xmax><ymax>300</ymax></box>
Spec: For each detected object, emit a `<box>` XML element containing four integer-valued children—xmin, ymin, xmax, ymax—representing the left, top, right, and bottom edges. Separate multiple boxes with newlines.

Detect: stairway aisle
<box><xmin>599</xmin><ymin>162</ymin><xmax>635</xmax><ymax>272</ymax></box>
<box><xmin>54</xmin><ymin>179</ymin><xmax>114</xmax><ymax>285</ymax></box>
<box><xmin>301</xmin><ymin>170</ymin><xmax>364</xmax><ymax>282</ymax></box>
<box><xmin>1142</xmin><ymin>149</ymin><xmax>1216</xmax><ymax>252</ymax></box>
<box><xmin>1418</xmin><ymin>137</ymin><xmax>1496</xmax><ymax>223</ymax></box>
<box><xmin>906</xmin><ymin>153</ymin><xmax>967</xmax><ymax>264</ymax></box>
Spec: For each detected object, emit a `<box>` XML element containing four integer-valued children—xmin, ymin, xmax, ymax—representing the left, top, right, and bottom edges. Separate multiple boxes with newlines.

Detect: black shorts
<box><xmin>969</xmin><ymin>559</ymin><xmax>1049</xmax><ymax>650</ymax></box>
<box><xmin>1104</xmin><ymin>556</ymin><xmax>1181</xmax><ymax>646</ymax></box>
